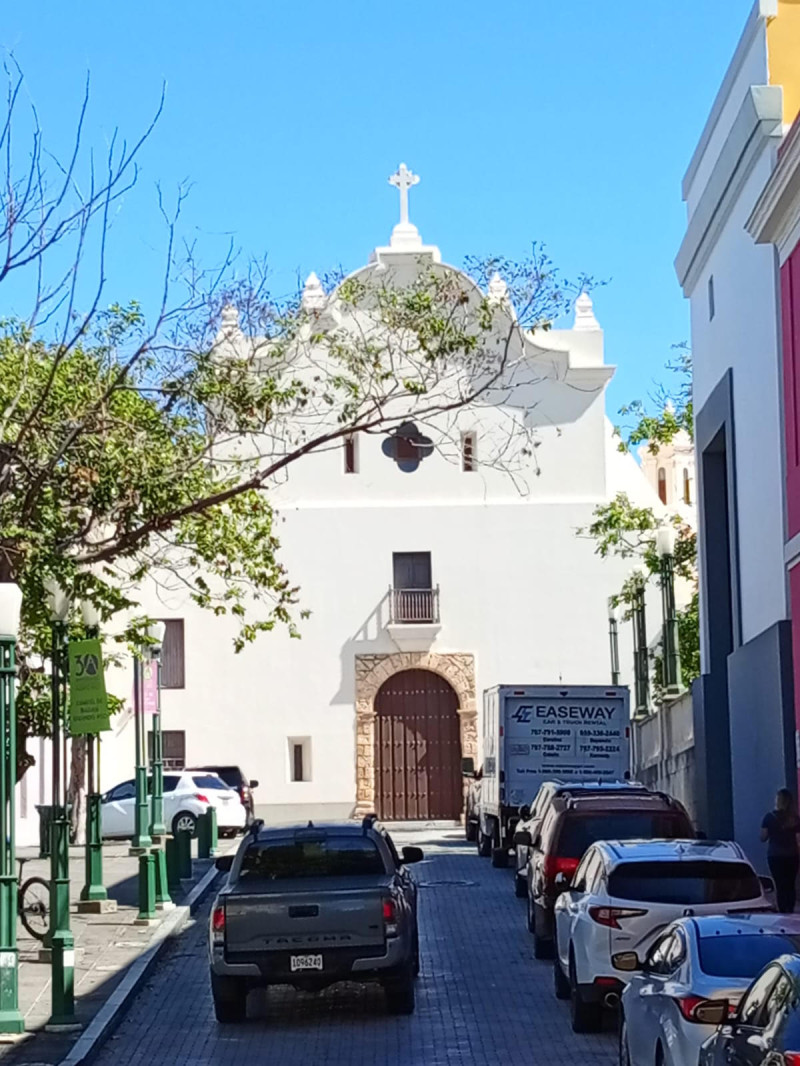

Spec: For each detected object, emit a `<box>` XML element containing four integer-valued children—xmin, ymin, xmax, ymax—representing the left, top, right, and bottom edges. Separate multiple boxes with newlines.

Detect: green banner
<box><xmin>68</xmin><ymin>639</ymin><xmax>111</xmax><ymax>735</ymax></box>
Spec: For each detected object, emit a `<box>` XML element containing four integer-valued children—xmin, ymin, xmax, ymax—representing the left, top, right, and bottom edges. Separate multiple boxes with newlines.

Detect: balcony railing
<box><xmin>389</xmin><ymin>587</ymin><xmax>440</xmax><ymax>625</ymax></box>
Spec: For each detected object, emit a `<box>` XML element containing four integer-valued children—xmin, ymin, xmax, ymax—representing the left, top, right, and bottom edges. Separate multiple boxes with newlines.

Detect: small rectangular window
<box><xmin>148</xmin><ymin>729</ymin><xmax>186</xmax><ymax>769</ymax></box>
<box><xmin>159</xmin><ymin>620</ymin><xmax>185</xmax><ymax>689</ymax></box>
<box><xmin>289</xmin><ymin>737</ymin><xmax>311</xmax><ymax>782</ymax></box>
<box><xmin>708</xmin><ymin>275</ymin><xmax>715</xmax><ymax>321</ymax></box>
<box><xmin>462</xmin><ymin>431</ymin><xmax>477</xmax><ymax>472</ymax></box>
<box><xmin>344</xmin><ymin>434</ymin><xmax>358</xmax><ymax>474</ymax></box>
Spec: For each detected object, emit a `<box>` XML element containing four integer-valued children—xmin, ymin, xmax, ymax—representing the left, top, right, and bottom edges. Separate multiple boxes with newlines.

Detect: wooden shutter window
<box><xmin>160</xmin><ymin>619</ymin><xmax>185</xmax><ymax>689</ymax></box>
<box><xmin>344</xmin><ymin>435</ymin><xmax>357</xmax><ymax>474</ymax></box>
<box><xmin>462</xmin><ymin>432</ymin><xmax>476</xmax><ymax>472</ymax></box>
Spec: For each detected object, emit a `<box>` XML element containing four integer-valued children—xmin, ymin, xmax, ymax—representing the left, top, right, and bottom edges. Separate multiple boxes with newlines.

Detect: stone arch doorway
<box><xmin>354</xmin><ymin>652</ymin><xmax>477</xmax><ymax>818</ymax></box>
<box><xmin>374</xmin><ymin>669</ymin><xmax>462</xmax><ymax>821</ymax></box>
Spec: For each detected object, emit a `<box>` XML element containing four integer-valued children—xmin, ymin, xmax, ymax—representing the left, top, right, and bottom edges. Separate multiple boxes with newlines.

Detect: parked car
<box><xmin>523</xmin><ymin>791</ymin><xmax>695</xmax><ymax>961</ymax></box>
<box><xmin>208</xmin><ymin>816</ymin><xmax>422</xmax><ymax>1022</ymax></box>
<box><xmin>513</xmin><ymin>780</ymin><xmax>648</xmax><ymax>898</ymax></box>
<box><xmin>699</xmin><ymin>953</ymin><xmax>800</xmax><ymax>1066</ymax></box>
<box><xmin>620</xmin><ymin>913</ymin><xmax>800</xmax><ymax>1066</ymax></box>
<box><xmin>553</xmin><ymin>838</ymin><xmax>770</xmax><ymax>1032</ymax></box>
<box><xmin>189</xmin><ymin>765</ymin><xmax>259</xmax><ymax>826</ymax></box>
<box><xmin>101</xmin><ymin>771</ymin><xmax>246</xmax><ymax>838</ymax></box>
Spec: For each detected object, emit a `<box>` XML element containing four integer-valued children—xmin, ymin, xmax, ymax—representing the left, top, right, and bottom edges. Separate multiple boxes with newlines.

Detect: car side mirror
<box><xmin>215</xmin><ymin>855</ymin><xmax>233</xmax><ymax>872</ymax></box>
<box><xmin>694</xmin><ymin>1000</ymin><xmax>729</xmax><ymax>1026</ymax></box>
<box><xmin>249</xmin><ymin>780</ymin><xmax>259</xmax><ymax>789</ymax></box>
<box><xmin>514</xmin><ymin>830</ymin><xmax>532</xmax><ymax>847</ymax></box>
<box><xmin>461</xmin><ymin>757</ymin><xmax>475</xmax><ymax>778</ymax></box>
<box><xmin>611</xmin><ymin>952</ymin><xmax>642</xmax><ymax>973</ymax></box>
<box><xmin>402</xmin><ymin>846</ymin><xmax>424</xmax><ymax>865</ymax></box>
<box><xmin>518</xmin><ymin>804</ymin><xmax>531</xmax><ymax>821</ymax></box>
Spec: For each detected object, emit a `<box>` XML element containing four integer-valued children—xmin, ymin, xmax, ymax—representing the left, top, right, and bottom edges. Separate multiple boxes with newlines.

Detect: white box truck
<box><xmin>470</xmin><ymin>684</ymin><xmax>631</xmax><ymax>866</ymax></box>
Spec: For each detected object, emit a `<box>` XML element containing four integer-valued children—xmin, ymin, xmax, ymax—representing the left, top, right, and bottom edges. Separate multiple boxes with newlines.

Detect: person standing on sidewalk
<box><xmin>761</xmin><ymin>789</ymin><xmax>800</xmax><ymax>913</ymax></box>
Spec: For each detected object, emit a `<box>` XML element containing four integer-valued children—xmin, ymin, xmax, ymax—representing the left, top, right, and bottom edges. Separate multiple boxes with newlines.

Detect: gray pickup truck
<box><xmin>208</xmin><ymin>816</ymin><xmax>423</xmax><ymax>1021</ymax></box>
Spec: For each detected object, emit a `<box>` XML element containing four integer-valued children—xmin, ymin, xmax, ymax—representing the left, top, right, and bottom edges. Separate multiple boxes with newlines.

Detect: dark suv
<box><xmin>190</xmin><ymin>766</ymin><xmax>259</xmax><ymax>826</ymax></box>
<box><xmin>521</xmin><ymin>791</ymin><xmax>694</xmax><ymax>958</ymax></box>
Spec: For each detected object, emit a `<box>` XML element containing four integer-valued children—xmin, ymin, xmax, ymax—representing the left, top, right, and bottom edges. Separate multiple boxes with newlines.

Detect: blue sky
<box><xmin>3</xmin><ymin>0</ymin><xmax>754</xmax><ymax>414</ymax></box>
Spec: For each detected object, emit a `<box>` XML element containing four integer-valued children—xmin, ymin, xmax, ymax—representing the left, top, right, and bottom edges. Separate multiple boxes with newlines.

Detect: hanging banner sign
<box><xmin>142</xmin><ymin>660</ymin><xmax>158</xmax><ymax>715</ymax></box>
<box><xmin>68</xmin><ymin>639</ymin><xmax>111</xmax><ymax>735</ymax></box>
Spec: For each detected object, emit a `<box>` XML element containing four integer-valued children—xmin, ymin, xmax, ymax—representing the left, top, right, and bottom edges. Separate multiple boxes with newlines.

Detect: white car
<box><xmin>553</xmin><ymin>839</ymin><xmax>769</xmax><ymax>1033</ymax></box>
<box><xmin>101</xmin><ymin>771</ymin><xmax>247</xmax><ymax>838</ymax></box>
<box><xmin>620</xmin><ymin>914</ymin><xmax>800</xmax><ymax>1066</ymax></box>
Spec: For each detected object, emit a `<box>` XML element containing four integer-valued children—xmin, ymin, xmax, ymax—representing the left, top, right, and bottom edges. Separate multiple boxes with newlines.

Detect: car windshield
<box><xmin>239</xmin><ymin>836</ymin><xmax>387</xmax><ymax>880</ymax></box>
<box><xmin>557</xmin><ymin>813</ymin><xmax>690</xmax><ymax>858</ymax></box>
<box><xmin>608</xmin><ymin>861</ymin><xmax>761</xmax><ymax>904</ymax></box>
<box><xmin>698</xmin><ymin>934</ymin><xmax>800</xmax><ymax>977</ymax></box>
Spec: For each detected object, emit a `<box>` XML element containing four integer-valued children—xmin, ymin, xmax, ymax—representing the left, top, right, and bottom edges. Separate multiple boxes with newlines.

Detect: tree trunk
<box><xmin>67</xmin><ymin>737</ymin><xmax>87</xmax><ymax>844</ymax></box>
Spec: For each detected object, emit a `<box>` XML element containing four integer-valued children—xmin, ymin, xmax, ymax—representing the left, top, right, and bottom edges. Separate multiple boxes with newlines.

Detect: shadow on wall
<box><xmin>334</xmin><ymin>593</ymin><xmax>394</xmax><ymax>707</ymax></box>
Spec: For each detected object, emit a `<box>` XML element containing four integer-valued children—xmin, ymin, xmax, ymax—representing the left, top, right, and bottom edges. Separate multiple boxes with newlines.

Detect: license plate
<box><xmin>290</xmin><ymin>954</ymin><xmax>323</xmax><ymax>972</ymax></box>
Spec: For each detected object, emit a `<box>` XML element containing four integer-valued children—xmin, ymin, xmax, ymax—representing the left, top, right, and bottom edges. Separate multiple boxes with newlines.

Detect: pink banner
<box><xmin>142</xmin><ymin>662</ymin><xmax>158</xmax><ymax>714</ymax></box>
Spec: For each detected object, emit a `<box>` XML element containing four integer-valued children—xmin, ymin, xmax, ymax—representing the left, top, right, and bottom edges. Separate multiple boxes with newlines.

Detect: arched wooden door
<box><xmin>374</xmin><ymin>669</ymin><xmax>462</xmax><ymax>820</ymax></box>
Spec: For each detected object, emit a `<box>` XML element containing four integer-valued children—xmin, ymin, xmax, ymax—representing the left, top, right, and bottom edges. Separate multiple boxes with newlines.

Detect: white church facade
<box><xmin>18</xmin><ymin>168</ymin><xmax>676</xmax><ymax>837</ymax></box>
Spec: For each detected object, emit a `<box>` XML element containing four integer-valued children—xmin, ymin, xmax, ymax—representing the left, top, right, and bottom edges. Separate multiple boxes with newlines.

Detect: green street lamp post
<box><xmin>147</xmin><ymin>622</ymin><xmax>167</xmax><ymax>840</ymax></box>
<box><xmin>42</xmin><ymin>578</ymin><xmax>77</xmax><ymax>1028</ymax></box>
<box><xmin>631</xmin><ymin>567</ymin><xmax>650</xmax><ymax>718</ymax></box>
<box><xmin>657</xmin><ymin>524</ymin><xmax>683</xmax><ymax>700</ymax></box>
<box><xmin>78</xmin><ymin>601</ymin><xmax>109</xmax><ymax>911</ymax></box>
<box><xmin>608</xmin><ymin>598</ymin><xmax>621</xmax><ymax>687</ymax></box>
<box><xmin>131</xmin><ymin>654</ymin><xmax>152</xmax><ymax>853</ymax></box>
<box><xmin>0</xmin><ymin>583</ymin><xmax>25</xmax><ymax>1033</ymax></box>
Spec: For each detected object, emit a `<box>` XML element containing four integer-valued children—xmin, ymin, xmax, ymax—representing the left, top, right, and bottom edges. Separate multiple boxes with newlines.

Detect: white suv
<box><xmin>101</xmin><ymin>771</ymin><xmax>246</xmax><ymax>838</ymax></box>
<box><xmin>553</xmin><ymin>839</ymin><xmax>769</xmax><ymax>1033</ymax></box>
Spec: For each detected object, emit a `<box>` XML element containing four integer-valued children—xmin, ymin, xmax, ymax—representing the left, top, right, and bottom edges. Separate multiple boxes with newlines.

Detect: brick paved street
<box><xmin>94</xmin><ymin>827</ymin><xmax>617</xmax><ymax>1065</ymax></box>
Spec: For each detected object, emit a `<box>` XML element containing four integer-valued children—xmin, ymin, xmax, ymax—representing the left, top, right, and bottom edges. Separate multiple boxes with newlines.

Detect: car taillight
<box><xmin>195</xmin><ymin>793</ymin><xmax>209</xmax><ymax>804</ymax></box>
<box><xmin>382</xmin><ymin>899</ymin><xmax>398</xmax><ymax>938</ymax></box>
<box><xmin>673</xmin><ymin>996</ymin><xmax>728</xmax><ymax>1024</ymax></box>
<box><xmin>212</xmin><ymin>905</ymin><xmax>225</xmax><ymax>942</ymax></box>
<box><xmin>588</xmin><ymin>906</ymin><xmax>648</xmax><ymax>929</ymax></box>
<box><xmin>543</xmin><ymin>855</ymin><xmax>580</xmax><ymax>881</ymax></box>
<box><xmin>783</xmin><ymin>1054</ymin><xmax>800</xmax><ymax>1066</ymax></box>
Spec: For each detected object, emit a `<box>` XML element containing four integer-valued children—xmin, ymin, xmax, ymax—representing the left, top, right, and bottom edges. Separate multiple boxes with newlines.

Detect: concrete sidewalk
<box><xmin>0</xmin><ymin>840</ymin><xmax>228</xmax><ymax>1065</ymax></box>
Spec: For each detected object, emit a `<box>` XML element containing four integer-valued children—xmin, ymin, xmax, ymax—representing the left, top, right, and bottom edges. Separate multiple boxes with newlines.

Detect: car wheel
<box><xmin>465</xmin><ymin>819</ymin><xmax>478</xmax><ymax>843</ymax></box>
<box><xmin>491</xmin><ymin>847</ymin><xmax>508</xmax><ymax>868</ymax></box>
<box><xmin>384</xmin><ymin>964</ymin><xmax>415</xmax><ymax>1015</ymax></box>
<box><xmin>553</xmin><ymin>950</ymin><xmax>570</xmax><ymax>1000</ymax></box>
<box><xmin>619</xmin><ymin>1014</ymin><xmax>631</xmax><ymax>1066</ymax></box>
<box><xmin>515</xmin><ymin>872</ymin><xmax>527</xmax><ymax>898</ymax></box>
<box><xmin>172</xmin><ymin>811</ymin><xmax>198</xmax><ymax>837</ymax></box>
<box><xmin>532</xmin><ymin>903</ymin><xmax>553</xmax><ymax>960</ymax></box>
<box><xmin>569</xmin><ymin>953</ymin><xmax>602</xmax><ymax>1033</ymax></box>
<box><xmin>210</xmin><ymin>972</ymin><xmax>248</xmax><ymax>1023</ymax></box>
<box><xmin>477</xmin><ymin>827</ymin><xmax>492</xmax><ymax>858</ymax></box>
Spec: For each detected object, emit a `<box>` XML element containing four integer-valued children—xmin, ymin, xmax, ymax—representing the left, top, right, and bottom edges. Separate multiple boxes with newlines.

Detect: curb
<box><xmin>57</xmin><ymin>859</ymin><xmax>222</xmax><ymax>1066</ymax></box>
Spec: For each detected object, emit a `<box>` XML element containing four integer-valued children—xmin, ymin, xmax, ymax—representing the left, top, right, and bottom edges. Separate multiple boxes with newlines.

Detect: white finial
<box><xmin>487</xmin><ymin>272</ymin><xmax>508</xmax><ymax>305</ymax></box>
<box><xmin>389</xmin><ymin>163</ymin><xmax>419</xmax><ymax>227</ymax></box>
<box><xmin>220</xmin><ymin>304</ymin><xmax>240</xmax><ymax>336</ymax></box>
<box><xmin>574</xmin><ymin>291</ymin><xmax>600</xmax><ymax>331</ymax></box>
<box><xmin>665</xmin><ymin>399</ymin><xmax>676</xmax><ymax>415</ymax></box>
<box><xmin>301</xmin><ymin>271</ymin><xmax>326</xmax><ymax>312</ymax></box>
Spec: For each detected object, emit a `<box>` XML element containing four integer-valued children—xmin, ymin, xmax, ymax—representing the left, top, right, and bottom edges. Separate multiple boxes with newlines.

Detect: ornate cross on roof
<box><xmin>388</xmin><ymin>163</ymin><xmax>419</xmax><ymax>227</ymax></box>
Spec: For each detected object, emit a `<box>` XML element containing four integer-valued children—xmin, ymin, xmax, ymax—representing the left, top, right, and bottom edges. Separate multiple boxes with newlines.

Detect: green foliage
<box><xmin>615</xmin><ymin>345</ymin><xmax>693</xmax><ymax>454</ymax></box>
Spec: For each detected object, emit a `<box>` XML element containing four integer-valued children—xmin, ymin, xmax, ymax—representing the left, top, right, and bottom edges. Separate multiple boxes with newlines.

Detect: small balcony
<box><xmin>387</xmin><ymin>587</ymin><xmax>441</xmax><ymax>650</ymax></box>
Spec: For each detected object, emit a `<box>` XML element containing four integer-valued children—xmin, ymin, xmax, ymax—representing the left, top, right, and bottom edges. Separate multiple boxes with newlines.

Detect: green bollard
<box><xmin>47</xmin><ymin>934</ymin><xmax>76</xmax><ymax>1030</ymax></box>
<box><xmin>176</xmin><ymin>828</ymin><xmax>192</xmax><ymax>880</ymax></box>
<box><xmin>136</xmin><ymin>853</ymin><xmax>156</xmax><ymax>922</ymax></box>
<box><xmin>207</xmin><ymin>806</ymin><xmax>218</xmax><ymax>857</ymax></box>
<box><xmin>197</xmin><ymin>810</ymin><xmax>210</xmax><ymax>860</ymax></box>
<box><xmin>165</xmin><ymin>837</ymin><xmax>180</xmax><ymax>895</ymax></box>
<box><xmin>152</xmin><ymin>847</ymin><xmax>172</xmax><ymax>909</ymax></box>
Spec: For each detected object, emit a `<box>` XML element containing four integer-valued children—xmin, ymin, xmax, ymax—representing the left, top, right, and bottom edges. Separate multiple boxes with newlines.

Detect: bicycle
<box><xmin>17</xmin><ymin>857</ymin><xmax>50</xmax><ymax>940</ymax></box>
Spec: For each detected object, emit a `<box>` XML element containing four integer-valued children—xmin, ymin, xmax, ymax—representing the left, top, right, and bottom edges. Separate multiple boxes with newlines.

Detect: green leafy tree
<box><xmin>578</xmin><ymin>348</ymin><xmax>700</xmax><ymax>699</ymax></box>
